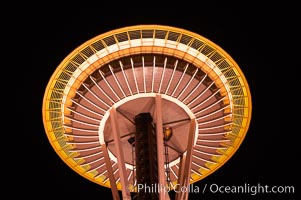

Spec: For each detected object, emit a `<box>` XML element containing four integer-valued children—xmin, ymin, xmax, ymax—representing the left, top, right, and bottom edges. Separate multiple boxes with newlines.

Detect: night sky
<box><xmin>22</xmin><ymin>4</ymin><xmax>298</xmax><ymax>200</ymax></box>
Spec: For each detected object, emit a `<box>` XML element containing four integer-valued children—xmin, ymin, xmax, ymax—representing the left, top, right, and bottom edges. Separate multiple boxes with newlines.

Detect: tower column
<box><xmin>110</xmin><ymin>107</ymin><xmax>131</xmax><ymax>200</ymax></box>
<box><xmin>155</xmin><ymin>94</ymin><xmax>170</xmax><ymax>200</ymax></box>
<box><xmin>175</xmin><ymin>119</ymin><xmax>196</xmax><ymax>200</ymax></box>
<box><xmin>101</xmin><ymin>143</ymin><xmax>120</xmax><ymax>200</ymax></box>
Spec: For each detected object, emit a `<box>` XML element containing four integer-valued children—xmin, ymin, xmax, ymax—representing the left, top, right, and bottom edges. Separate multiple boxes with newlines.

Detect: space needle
<box><xmin>42</xmin><ymin>25</ymin><xmax>252</xmax><ymax>200</ymax></box>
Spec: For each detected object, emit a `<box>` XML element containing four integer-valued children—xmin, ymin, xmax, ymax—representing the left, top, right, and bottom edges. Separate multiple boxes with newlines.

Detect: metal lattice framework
<box><xmin>42</xmin><ymin>25</ymin><xmax>252</xmax><ymax>195</ymax></box>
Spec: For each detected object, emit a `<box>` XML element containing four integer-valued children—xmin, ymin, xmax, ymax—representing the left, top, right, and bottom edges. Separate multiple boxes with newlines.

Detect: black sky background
<box><xmin>21</xmin><ymin>4</ymin><xmax>299</xmax><ymax>200</ymax></box>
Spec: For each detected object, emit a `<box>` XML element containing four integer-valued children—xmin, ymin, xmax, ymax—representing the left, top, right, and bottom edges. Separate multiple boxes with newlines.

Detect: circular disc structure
<box><xmin>42</xmin><ymin>25</ymin><xmax>252</xmax><ymax>191</ymax></box>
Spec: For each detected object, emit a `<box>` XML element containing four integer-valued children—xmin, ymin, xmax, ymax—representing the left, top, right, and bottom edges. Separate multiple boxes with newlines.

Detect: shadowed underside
<box><xmin>42</xmin><ymin>25</ymin><xmax>252</xmax><ymax>192</ymax></box>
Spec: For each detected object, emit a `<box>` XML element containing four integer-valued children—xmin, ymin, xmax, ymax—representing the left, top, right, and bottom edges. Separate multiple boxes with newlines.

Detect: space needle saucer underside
<box><xmin>42</xmin><ymin>25</ymin><xmax>252</xmax><ymax>190</ymax></box>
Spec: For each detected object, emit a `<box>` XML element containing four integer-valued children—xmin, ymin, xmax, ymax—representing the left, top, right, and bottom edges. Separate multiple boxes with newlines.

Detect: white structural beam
<box><xmin>101</xmin><ymin>144</ymin><xmax>120</xmax><ymax>200</ymax></box>
<box><xmin>175</xmin><ymin>118</ymin><xmax>196</xmax><ymax>200</ymax></box>
<box><xmin>109</xmin><ymin>107</ymin><xmax>131</xmax><ymax>200</ymax></box>
<box><xmin>155</xmin><ymin>94</ymin><xmax>170</xmax><ymax>200</ymax></box>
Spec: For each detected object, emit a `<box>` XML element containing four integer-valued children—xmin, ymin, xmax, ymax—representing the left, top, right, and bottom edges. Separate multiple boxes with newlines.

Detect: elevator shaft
<box><xmin>134</xmin><ymin>113</ymin><xmax>159</xmax><ymax>200</ymax></box>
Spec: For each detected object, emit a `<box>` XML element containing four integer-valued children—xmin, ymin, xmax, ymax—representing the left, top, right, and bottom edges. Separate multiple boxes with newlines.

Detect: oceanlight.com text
<box><xmin>206</xmin><ymin>183</ymin><xmax>295</xmax><ymax>195</ymax></box>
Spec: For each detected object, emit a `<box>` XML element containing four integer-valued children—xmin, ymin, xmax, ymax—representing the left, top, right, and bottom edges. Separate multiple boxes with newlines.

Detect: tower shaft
<box><xmin>135</xmin><ymin>113</ymin><xmax>159</xmax><ymax>200</ymax></box>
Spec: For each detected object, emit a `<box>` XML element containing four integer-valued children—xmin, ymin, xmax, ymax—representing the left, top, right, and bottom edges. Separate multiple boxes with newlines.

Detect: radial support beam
<box><xmin>101</xmin><ymin>144</ymin><xmax>120</xmax><ymax>200</ymax></box>
<box><xmin>155</xmin><ymin>94</ymin><xmax>170</xmax><ymax>200</ymax></box>
<box><xmin>109</xmin><ymin>107</ymin><xmax>131</xmax><ymax>200</ymax></box>
<box><xmin>175</xmin><ymin>118</ymin><xmax>196</xmax><ymax>200</ymax></box>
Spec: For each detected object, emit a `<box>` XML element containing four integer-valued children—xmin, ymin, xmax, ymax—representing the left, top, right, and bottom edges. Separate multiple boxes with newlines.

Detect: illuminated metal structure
<box><xmin>42</xmin><ymin>25</ymin><xmax>252</xmax><ymax>200</ymax></box>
